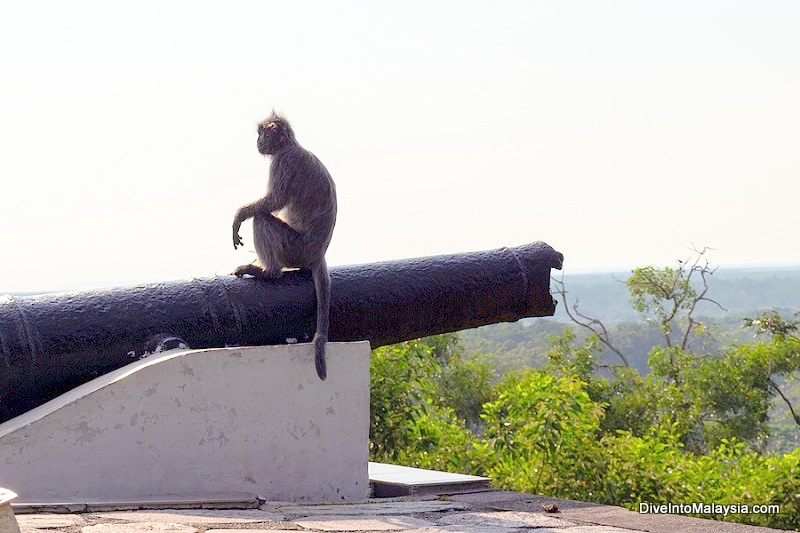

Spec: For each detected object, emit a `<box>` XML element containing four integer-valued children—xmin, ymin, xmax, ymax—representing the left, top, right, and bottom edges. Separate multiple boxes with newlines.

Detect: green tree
<box><xmin>369</xmin><ymin>332</ymin><xmax>800</xmax><ymax>529</ymax></box>
<box><xmin>435</xmin><ymin>354</ymin><xmax>494</xmax><ymax>430</ymax></box>
<box><xmin>369</xmin><ymin>338</ymin><xmax>440</xmax><ymax>461</ymax></box>
<box><xmin>553</xmin><ymin>248</ymin><xmax>800</xmax><ymax>453</ymax></box>
<box><xmin>480</xmin><ymin>370</ymin><xmax>604</xmax><ymax>496</ymax></box>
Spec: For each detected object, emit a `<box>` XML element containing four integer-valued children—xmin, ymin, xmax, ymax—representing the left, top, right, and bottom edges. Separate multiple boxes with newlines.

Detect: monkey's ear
<box><xmin>275</xmin><ymin>124</ymin><xmax>289</xmax><ymax>145</ymax></box>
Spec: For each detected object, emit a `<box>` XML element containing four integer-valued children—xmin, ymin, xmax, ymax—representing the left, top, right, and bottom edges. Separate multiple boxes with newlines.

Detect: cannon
<box><xmin>0</xmin><ymin>241</ymin><xmax>562</xmax><ymax>421</ymax></box>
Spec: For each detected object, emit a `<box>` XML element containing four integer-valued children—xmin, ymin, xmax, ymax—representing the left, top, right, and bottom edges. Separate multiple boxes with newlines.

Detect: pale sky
<box><xmin>1</xmin><ymin>1</ymin><xmax>798</xmax><ymax>293</ymax></box>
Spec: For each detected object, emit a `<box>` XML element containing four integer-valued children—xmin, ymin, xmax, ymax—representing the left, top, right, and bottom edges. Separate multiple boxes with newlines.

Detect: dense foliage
<box><xmin>369</xmin><ymin>256</ymin><xmax>800</xmax><ymax>530</ymax></box>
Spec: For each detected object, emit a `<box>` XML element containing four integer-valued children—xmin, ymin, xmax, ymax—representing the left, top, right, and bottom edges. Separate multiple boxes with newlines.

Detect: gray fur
<box><xmin>232</xmin><ymin>112</ymin><xmax>337</xmax><ymax>380</ymax></box>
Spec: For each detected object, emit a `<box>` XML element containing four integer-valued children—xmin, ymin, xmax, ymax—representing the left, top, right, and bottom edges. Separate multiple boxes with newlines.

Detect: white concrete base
<box><xmin>0</xmin><ymin>343</ymin><xmax>370</xmax><ymax>503</ymax></box>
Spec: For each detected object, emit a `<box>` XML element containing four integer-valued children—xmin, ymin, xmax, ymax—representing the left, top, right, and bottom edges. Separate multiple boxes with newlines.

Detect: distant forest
<box><xmin>553</xmin><ymin>267</ymin><xmax>800</xmax><ymax>324</ymax></box>
<box><xmin>461</xmin><ymin>267</ymin><xmax>800</xmax><ymax>372</ymax></box>
<box><xmin>458</xmin><ymin>266</ymin><xmax>800</xmax><ymax>453</ymax></box>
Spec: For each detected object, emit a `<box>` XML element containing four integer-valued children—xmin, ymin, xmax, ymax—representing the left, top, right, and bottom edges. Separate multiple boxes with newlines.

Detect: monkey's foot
<box><xmin>232</xmin><ymin>264</ymin><xmax>283</xmax><ymax>280</ymax></box>
<box><xmin>232</xmin><ymin>264</ymin><xmax>261</xmax><ymax>277</ymax></box>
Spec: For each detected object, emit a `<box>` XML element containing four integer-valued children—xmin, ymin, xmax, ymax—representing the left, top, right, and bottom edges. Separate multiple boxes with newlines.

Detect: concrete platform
<box><xmin>11</xmin><ymin>488</ymin><xmax>789</xmax><ymax>533</ymax></box>
<box><xmin>9</xmin><ymin>464</ymin><xmax>789</xmax><ymax>532</ymax></box>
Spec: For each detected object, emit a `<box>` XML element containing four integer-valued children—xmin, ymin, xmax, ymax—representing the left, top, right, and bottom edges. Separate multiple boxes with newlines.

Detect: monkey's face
<box><xmin>257</xmin><ymin>119</ymin><xmax>291</xmax><ymax>155</ymax></box>
<box><xmin>257</xmin><ymin>122</ymin><xmax>278</xmax><ymax>155</ymax></box>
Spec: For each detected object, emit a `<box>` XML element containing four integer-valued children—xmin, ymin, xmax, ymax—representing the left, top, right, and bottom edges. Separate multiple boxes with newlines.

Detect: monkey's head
<box><xmin>257</xmin><ymin>112</ymin><xmax>296</xmax><ymax>155</ymax></box>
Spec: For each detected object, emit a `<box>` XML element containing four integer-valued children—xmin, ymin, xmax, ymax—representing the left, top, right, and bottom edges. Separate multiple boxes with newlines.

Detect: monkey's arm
<box><xmin>232</xmin><ymin>195</ymin><xmax>285</xmax><ymax>249</ymax></box>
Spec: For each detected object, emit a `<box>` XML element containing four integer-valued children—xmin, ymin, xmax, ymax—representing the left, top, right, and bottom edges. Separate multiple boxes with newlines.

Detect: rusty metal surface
<box><xmin>0</xmin><ymin>241</ymin><xmax>562</xmax><ymax>421</ymax></box>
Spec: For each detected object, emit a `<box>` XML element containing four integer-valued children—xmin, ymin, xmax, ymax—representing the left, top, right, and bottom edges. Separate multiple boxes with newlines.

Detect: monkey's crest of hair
<box><xmin>259</xmin><ymin>112</ymin><xmax>292</xmax><ymax>132</ymax></box>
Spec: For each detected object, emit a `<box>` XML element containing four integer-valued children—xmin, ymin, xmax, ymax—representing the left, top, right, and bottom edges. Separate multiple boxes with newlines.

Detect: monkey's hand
<box><xmin>232</xmin><ymin>220</ymin><xmax>244</xmax><ymax>249</ymax></box>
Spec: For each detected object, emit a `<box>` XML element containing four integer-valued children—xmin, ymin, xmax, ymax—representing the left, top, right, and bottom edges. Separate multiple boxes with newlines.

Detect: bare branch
<box><xmin>768</xmin><ymin>378</ymin><xmax>800</xmax><ymax>427</ymax></box>
<box><xmin>552</xmin><ymin>275</ymin><xmax>631</xmax><ymax>367</ymax></box>
<box><xmin>679</xmin><ymin>247</ymin><xmax>726</xmax><ymax>351</ymax></box>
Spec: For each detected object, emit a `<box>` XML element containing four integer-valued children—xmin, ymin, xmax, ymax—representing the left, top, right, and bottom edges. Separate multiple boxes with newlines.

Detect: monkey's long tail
<box><xmin>312</xmin><ymin>260</ymin><xmax>331</xmax><ymax>381</ymax></box>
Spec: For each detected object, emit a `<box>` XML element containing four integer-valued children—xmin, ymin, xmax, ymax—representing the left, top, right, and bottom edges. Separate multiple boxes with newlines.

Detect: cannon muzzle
<box><xmin>1</xmin><ymin>241</ymin><xmax>562</xmax><ymax>421</ymax></box>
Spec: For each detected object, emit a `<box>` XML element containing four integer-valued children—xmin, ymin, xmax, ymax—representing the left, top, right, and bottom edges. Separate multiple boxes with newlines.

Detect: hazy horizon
<box><xmin>5</xmin><ymin>260</ymin><xmax>800</xmax><ymax>298</ymax></box>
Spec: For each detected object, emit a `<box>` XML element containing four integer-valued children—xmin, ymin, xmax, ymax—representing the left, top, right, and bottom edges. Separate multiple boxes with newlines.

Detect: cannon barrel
<box><xmin>1</xmin><ymin>241</ymin><xmax>562</xmax><ymax>421</ymax></box>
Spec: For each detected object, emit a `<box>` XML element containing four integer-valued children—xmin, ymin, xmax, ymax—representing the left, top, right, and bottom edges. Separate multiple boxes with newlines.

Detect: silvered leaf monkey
<box><xmin>232</xmin><ymin>112</ymin><xmax>337</xmax><ymax>380</ymax></box>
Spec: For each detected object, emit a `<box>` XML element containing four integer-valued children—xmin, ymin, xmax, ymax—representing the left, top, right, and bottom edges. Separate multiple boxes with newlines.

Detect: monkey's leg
<box><xmin>247</xmin><ymin>213</ymin><xmax>304</xmax><ymax>278</ymax></box>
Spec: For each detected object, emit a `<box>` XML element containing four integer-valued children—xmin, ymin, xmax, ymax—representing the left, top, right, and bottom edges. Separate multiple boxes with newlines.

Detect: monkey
<box><xmin>232</xmin><ymin>112</ymin><xmax>337</xmax><ymax>380</ymax></box>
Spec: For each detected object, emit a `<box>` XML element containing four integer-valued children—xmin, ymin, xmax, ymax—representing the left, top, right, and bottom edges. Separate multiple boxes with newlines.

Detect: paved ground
<box><xmin>9</xmin><ymin>489</ymin><xmax>791</xmax><ymax>533</ymax></box>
